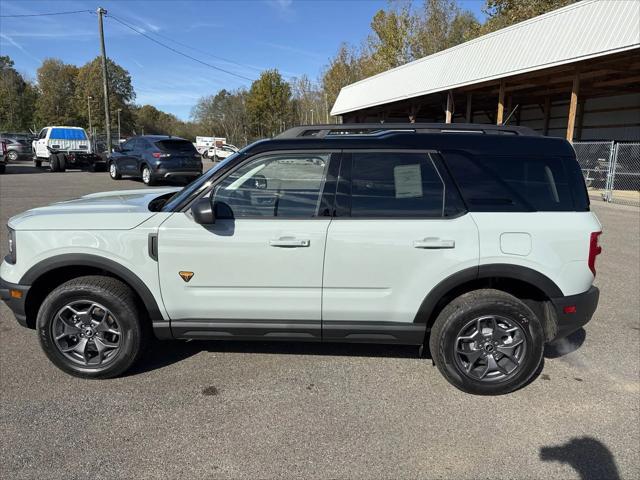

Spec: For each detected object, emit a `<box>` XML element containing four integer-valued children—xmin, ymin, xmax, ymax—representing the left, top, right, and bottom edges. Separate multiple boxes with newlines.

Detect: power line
<box><xmin>106</xmin><ymin>13</ymin><xmax>255</xmax><ymax>83</ymax></box>
<box><xmin>0</xmin><ymin>9</ymin><xmax>92</xmax><ymax>18</ymax></box>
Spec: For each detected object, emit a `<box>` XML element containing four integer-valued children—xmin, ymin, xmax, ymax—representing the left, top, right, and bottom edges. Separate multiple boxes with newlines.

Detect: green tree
<box><xmin>74</xmin><ymin>57</ymin><xmax>135</xmax><ymax>134</ymax></box>
<box><xmin>192</xmin><ymin>88</ymin><xmax>249</xmax><ymax>145</ymax></box>
<box><xmin>35</xmin><ymin>58</ymin><xmax>78</xmax><ymax>127</ymax></box>
<box><xmin>367</xmin><ymin>3</ymin><xmax>413</xmax><ymax>72</ymax></box>
<box><xmin>321</xmin><ymin>43</ymin><xmax>367</xmax><ymax>111</ymax></box>
<box><xmin>246</xmin><ymin>70</ymin><xmax>292</xmax><ymax>138</ymax></box>
<box><xmin>0</xmin><ymin>56</ymin><xmax>38</xmax><ymax>131</ymax></box>
<box><xmin>481</xmin><ymin>0</ymin><xmax>576</xmax><ymax>33</ymax></box>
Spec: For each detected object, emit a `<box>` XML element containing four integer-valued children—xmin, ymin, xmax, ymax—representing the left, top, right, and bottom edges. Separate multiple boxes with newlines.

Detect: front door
<box><xmin>35</xmin><ymin>128</ymin><xmax>48</xmax><ymax>158</ymax></box>
<box><xmin>157</xmin><ymin>150</ymin><xmax>339</xmax><ymax>340</ymax></box>
<box><xmin>322</xmin><ymin>150</ymin><xmax>479</xmax><ymax>343</ymax></box>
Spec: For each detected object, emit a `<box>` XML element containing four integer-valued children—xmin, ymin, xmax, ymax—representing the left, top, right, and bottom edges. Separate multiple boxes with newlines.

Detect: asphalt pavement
<box><xmin>1</xmin><ymin>163</ymin><xmax>638</xmax><ymax>479</ymax></box>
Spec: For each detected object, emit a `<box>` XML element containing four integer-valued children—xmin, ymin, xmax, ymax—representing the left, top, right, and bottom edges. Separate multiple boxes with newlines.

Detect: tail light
<box><xmin>588</xmin><ymin>231</ymin><xmax>602</xmax><ymax>276</ymax></box>
<box><xmin>152</xmin><ymin>152</ymin><xmax>170</xmax><ymax>158</ymax></box>
<box><xmin>1</xmin><ymin>141</ymin><xmax>6</xmax><ymax>156</ymax></box>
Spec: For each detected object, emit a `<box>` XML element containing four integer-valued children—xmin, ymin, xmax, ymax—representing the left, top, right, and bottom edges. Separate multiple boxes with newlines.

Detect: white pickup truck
<box><xmin>32</xmin><ymin>126</ymin><xmax>105</xmax><ymax>172</ymax></box>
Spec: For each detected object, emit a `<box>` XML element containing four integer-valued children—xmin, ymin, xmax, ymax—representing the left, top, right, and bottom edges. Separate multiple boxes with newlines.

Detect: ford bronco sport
<box><xmin>0</xmin><ymin>124</ymin><xmax>601</xmax><ymax>395</ymax></box>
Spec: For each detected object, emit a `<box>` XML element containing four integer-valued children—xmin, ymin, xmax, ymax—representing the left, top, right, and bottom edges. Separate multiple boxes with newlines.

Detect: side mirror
<box><xmin>191</xmin><ymin>197</ymin><xmax>215</xmax><ymax>224</ymax></box>
<box><xmin>251</xmin><ymin>174</ymin><xmax>268</xmax><ymax>190</ymax></box>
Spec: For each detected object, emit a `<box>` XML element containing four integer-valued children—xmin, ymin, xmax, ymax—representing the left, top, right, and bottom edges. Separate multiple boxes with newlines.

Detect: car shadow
<box><xmin>544</xmin><ymin>328</ymin><xmax>586</xmax><ymax>358</ymax></box>
<box><xmin>127</xmin><ymin>339</ymin><xmax>421</xmax><ymax>376</ymax></box>
<box><xmin>540</xmin><ymin>437</ymin><xmax>621</xmax><ymax>480</ymax></box>
<box><xmin>2</xmin><ymin>164</ymin><xmax>49</xmax><ymax>175</ymax></box>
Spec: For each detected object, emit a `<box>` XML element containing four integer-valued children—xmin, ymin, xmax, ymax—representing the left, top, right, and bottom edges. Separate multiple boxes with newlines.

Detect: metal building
<box><xmin>331</xmin><ymin>0</ymin><xmax>640</xmax><ymax>143</ymax></box>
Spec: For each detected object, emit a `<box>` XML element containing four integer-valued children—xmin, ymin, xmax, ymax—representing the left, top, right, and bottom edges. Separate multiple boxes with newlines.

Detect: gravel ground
<box><xmin>1</xmin><ymin>163</ymin><xmax>639</xmax><ymax>480</ymax></box>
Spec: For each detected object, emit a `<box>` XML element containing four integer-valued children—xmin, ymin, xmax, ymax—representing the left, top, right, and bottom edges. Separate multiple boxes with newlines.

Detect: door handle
<box><xmin>413</xmin><ymin>237</ymin><xmax>455</xmax><ymax>249</ymax></box>
<box><xmin>270</xmin><ymin>237</ymin><xmax>310</xmax><ymax>248</ymax></box>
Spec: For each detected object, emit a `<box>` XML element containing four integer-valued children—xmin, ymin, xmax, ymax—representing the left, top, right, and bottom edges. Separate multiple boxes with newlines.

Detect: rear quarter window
<box><xmin>444</xmin><ymin>152</ymin><xmax>577</xmax><ymax>212</ymax></box>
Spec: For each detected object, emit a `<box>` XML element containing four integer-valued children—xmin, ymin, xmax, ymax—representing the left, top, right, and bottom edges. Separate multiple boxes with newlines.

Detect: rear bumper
<box><xmin>156</xmin><ymin>169</ymin><xmax>202</xmax><ymax>179</ymax></box>
<box><xmin>0</xmin><ymin>276</ymin><xmax>30</xmax><ymax>328</ymax></box>
<box><xmin>549</xmin><ymin>286</ymin><xmax>599</xmax><ymax>341</ymax></box>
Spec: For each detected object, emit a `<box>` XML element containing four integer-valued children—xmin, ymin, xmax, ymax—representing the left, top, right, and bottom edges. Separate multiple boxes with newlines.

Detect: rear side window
<box><xmin>444</xmin><ymin>153</ymin><xmax>575</xmax><ymax>212</ymax></box>
<box><xmin>155</xmin><ymin>139</ymin><xmax>197</xmax><ymax>154</ymax></box>
<box><xmin>349</xmin><ymin>152</ymin><xmax>450</xmax><ymax>218</ymax></box>
<box><xmin>50</xmin><ymin>128</ymin><xmax>87</xmax><ymax>140</ymax></box>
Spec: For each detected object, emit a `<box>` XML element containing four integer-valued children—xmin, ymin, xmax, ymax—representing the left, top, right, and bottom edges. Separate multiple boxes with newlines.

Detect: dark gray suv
<box><xmin>0</xmin><ymin>134</ymin><xmax>33</xmax><ymax>162</ymax></box>
<box><xmin>108</xmin><ymin>135</ymin><xmax>203</xmax><ymax>186</ymax></box>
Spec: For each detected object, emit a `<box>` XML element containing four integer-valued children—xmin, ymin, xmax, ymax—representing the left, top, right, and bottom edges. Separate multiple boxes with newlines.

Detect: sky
<box><xmin>0</xmin><ymin>0</ymin><xmax>486</xmax><ymax>120</ymax></box>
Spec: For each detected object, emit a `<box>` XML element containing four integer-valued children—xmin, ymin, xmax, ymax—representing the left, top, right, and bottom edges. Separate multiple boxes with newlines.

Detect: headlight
<box><xmin>7</xmin><ymin>227</ymin><xmax>16</xmax><ymax>264</ymax></box>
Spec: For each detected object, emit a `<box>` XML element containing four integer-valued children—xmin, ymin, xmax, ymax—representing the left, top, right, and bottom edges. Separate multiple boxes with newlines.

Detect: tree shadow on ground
<box><xmin>540</xmin><ymin>437</ymin><xmax>620</xmax><ymax>480</ymax></box>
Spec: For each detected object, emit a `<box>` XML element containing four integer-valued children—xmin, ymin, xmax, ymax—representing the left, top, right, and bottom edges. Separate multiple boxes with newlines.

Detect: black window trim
<box><xmin>336</xmin><ymin>148</ymin><xmax>468</xmax><ymax>221</ymax></box>
<box><xmin>183</xmin><ymin>149</ymin><xmax>342</xmax><ymax>220</ymax></box>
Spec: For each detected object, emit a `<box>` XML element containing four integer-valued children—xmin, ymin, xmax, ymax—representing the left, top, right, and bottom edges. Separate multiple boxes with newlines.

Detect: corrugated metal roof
<box><xmin>331</xmin><ymin>0</ymin><xmax>640</xmax><ymax>116</ymax></box>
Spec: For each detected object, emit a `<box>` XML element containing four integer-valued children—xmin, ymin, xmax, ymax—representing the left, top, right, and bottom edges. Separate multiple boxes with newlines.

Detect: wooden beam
<box><xmin>445</xmin><ymin>91</ymin><xmax>453</xmax><ymax>124</ymax></box>
<box><xmin>497</xmin><ymin>80</ymin><xmax>505</xmax><ymax>125</ymax></box>
<box><xmin>566</xmin><ymin>72</ymin><xmax>580</xmax><ymax>142</ymax></box>
<box><xmin>543</xmin><ymin>96</ymin><xmax>551</xmax><ymax>136</ymax></box>
<box><xmin>466</xmin><ymin>93</ymin><xmax>472</xmax><ymax>123</ymax></box>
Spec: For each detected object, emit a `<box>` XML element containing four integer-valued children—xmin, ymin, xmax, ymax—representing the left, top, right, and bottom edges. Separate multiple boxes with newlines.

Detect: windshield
<box><xmin>161</xmin><ymin>151</ymin><xmax>241</xmax><ymax>212</ymax></box>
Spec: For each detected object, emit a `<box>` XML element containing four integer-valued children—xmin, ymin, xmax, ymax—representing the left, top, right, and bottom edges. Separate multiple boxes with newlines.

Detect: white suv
<box><xmin>0</xmin><ymin>124</ymin><xmax>601</xmax><ymax>395</ymax></box>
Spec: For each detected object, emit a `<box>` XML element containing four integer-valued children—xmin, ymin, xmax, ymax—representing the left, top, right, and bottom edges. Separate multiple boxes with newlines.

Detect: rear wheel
<box><xmin>429</xmin><ymin>289</ymin><xmax>544</xmax><ymax>395</ymax></box>
<box><xmin>34</xmin><ymin>159</ymin><xmax>42</xmax><ymax>168</ymax></box>
<box><xmin>50</xmin><ymin>154</ymin><xmax>59</xmax><ymax>172</ymax></box>
<box><xmin>0</xmin><ymin>164</ymin><xmax>5</xmax><ymax>174</ymax></box>
<box><xmin>7</xmin><ymin>150</ymin><xmax>18</xmax><ymax>162</ymax></box>
<box><xmin>58</xmin><ymin>154</ymin><xmax>66</xmax><ymax>172</ymax></box>
<box><xmin>37</xmin><ymin>276</ymin><xmax>147</xmax><ymax>379</ymax></box>
<box><xmin>141</xmin><ymin>165</ymin><xmax>155</xmax><ymax>185</ymax></box>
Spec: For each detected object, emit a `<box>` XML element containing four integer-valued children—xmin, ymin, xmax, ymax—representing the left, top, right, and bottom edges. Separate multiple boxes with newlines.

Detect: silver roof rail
<box><xmin>276</xmin><ymin>123</ymin><xmax>540</xmax><ymax>139</ymax></box>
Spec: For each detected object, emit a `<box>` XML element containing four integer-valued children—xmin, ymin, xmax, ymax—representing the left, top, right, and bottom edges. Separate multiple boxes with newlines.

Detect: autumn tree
<box><xmin>74</xmin><ymin>57</ymin><xmax>135</xmax><ymax>134</ymax></box>
<box><xmin>246</xmin><ymin>70</ymin><xmax>292</xmax><ymax>138</ymax></box>
<box><xmin>481</xmin><ymin>0</ymin><xmax>576</xmax><ymax>33</ymax></box>
<box><xmin>191</xmin><ymin>88</ymin><xmax>249</xmax><ymax>146</ymax></box>
<box><xmin>35</xmin><ymin>58</ymin><xmax>79</xmax><ymax>127</ymax></box>
<box><xmin>0</xmin><ymin>56</ymin><xmax>38</xmax><ymax>131</ymax></box>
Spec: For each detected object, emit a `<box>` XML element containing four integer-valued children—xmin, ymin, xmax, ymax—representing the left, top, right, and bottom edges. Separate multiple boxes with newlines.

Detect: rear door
<box><xmin>322</xmin><ymin>150</ymin><xmax>479</xmax><ymax>343</ymax></box>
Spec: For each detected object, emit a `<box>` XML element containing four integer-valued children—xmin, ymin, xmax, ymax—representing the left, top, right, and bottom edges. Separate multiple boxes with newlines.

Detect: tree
<box><xmin>35</xmin><ymin>58</ymin><xmax>78</xmax><ymax>127</ymax></box>
<box><xmin>74</xmin><ymin>57</ymin><xmax>135</xmax><ymax>134</ymax></box>
<box><xmin>321</xmin><ymin>43</ymin><xmax>367</xmax><ymax>111</ymax></box>
<box><xmin>290</xmin><ymin>75</ymin><xmax>327</xmax><ymax>125</ymax></box>
<box><xmin>0</xmin><ymin>56</ymin><xmax>38</xmax><ymax>131</ymax></box>
<box><xmin>481</xmin><ymin>0</ymin><xmax>576</xmax><ymax>33</ymax></box>
<box><xmin>192</xmin><ymin>88</ymin><xmax>249</xmax><ymax>146</ymax></box>
<box><xmin>367</xmin><ymin>3</ymin><xmax>413</xmax><ymax>72</ymax></box>
<box><xmin>246</xmin><ymin>70</ymin><xmax>292</xmax><ymax>138</ymax></box>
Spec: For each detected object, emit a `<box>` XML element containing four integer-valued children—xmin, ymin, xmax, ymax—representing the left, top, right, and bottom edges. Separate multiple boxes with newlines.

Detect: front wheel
<box><xmin>109</xmin><ymin>162</ymin><xmax>121</xmax><ymax>179</ymax></box>
<box><xmin>429</xmin><ymin>289</ymin><xmax>544</xmax><ymax>395</ymax></box>
<box><xmin>37</xmin><ymin>276</ymin><xmax>147</xmax><ymax>378</ymax></box>
<box><xmin>34</xmin><ymin>159</ymin><xmax>42</xmax><ymax>168</ymax></box>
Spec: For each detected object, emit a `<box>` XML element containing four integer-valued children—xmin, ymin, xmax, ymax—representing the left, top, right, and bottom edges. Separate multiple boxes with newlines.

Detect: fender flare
<box><xmin>21</xmin><ymin>253</ymin><xmax>164</xmax><ymax>321</ymax></box>
<box><xmin>413</xmin><ymin>263</ymin><xmax>563</xmax><ymax>324</ymax></box>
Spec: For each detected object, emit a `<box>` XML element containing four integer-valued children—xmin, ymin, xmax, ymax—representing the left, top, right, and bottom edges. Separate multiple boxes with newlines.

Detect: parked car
<box><xmin>205</xmin><ymin>143</ymin><xmax>238</xmax><ymax>161</ymax></box>
<box><xmin>0</xmin><ymin>140</ymin><xmax>6</xmax><ymax>173</ymax></box>
<box><xmin>108</xmin><ymin>135</ymin><xmax>203</xmax><ymax>186</ymax></box>
<box><xmin>0</xmin><ymin>133</ymin><xmax>34</xmax><ymax>162</ymax></box>
<box><xmin>0</xmin><ymin>123</ymin><xmax>602</xmax><ymax>395</ymax></box>
<box><xmin>32</xmin><ymin>126</ymin><xmax>104</xmax><ymax>172</ymax></box>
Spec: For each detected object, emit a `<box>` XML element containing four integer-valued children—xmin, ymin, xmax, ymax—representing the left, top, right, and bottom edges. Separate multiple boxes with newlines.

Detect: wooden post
<box><xmin>566</xmin><ymin>72</ymin><xmax>580</xmax><ymax>142</ymax></box>
<box><xmin>543</xmin><ymin>96</ymin><xmax>551</xmax><ymax>136</ymax></box>
<box><xmin>575</xmin><ymin>99</ymin><xmax>585</xmax><ymax>141</ymax></box>
<box><xmin>497</xmin><ymin>80</ymin><xmax>505</xmax><ymax>125</ymax></box>
<box><xmin>466</xmin><ymin>93</ymin><xmax>472</xmax><ymax>123</ymax></box>
<box><xmin>445</xmin><ymin>91</ymin><xmax>453</xmax><ymax>124</ymax></box>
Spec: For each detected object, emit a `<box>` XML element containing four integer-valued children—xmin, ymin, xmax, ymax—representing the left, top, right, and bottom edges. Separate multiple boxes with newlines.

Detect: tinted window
<box><xmin>445</xmin><ymin>152</ymin><xmax>574</xmax><ymax>212</ymax></box>
<box><xmin>350</xmin><ymin>152</ymin><xmax>445</xmax><ymax>217</ymax></box>
<box><xmin>212</xmin><ymin>153</ymin><xmax>330</xmax><ymax>218</ymax></box>
<box><xmin>155</xmin><ymin>139</ymin><xmax>197</xmax><ymax>154</ymax></box>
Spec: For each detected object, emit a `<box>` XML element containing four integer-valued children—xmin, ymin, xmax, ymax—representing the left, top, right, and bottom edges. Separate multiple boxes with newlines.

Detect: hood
<box><xmin>8</xmin><ymin>187</ymin><xmax>180</xmax><ymax>231</ymax></box>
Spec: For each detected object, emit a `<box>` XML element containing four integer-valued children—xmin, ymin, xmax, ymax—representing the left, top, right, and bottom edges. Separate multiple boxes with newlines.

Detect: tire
<box><xmin>429</xmin><ymin>289</ymin><xmax>544</xmax><ymax>395</ymax></box>
<box><xmin>50</xmin><ymin>154</ymin><xmax>59</xmax><ymax>172</ymax></box>
<box><xmin>109</xmin><ymin>162</ymin><xmax>121</xmax><ymax>179</ymax></box>
<box><xmin>202</xmin><ymin>150</ymin><xmax>209</xmax><ymax>159</ymax></box>
<box><xmin>37</xmin><ymin>275</ymin><xmax>148</xmax><ymax>379</ymax></box>
<box><xmin>34</xmin><ymin>159</ymin><xmax>42</xmax><ymax>168</ymax></box>
<box><xmin>58</xmin><ymin>154</ymin><xmax>66</xmax><ymax>172</ymax></box>
<box><xmin>7</xmin><ymin>150</ymin><xmax>18</xmax><ymax>162</ymax></box>
<box><xmin>0</xmin><ymin>164</ymin><xmax>5</xmax><ymax>174</ymax></box>
<box><xmin>141</xmin><ymin>165</ymin><xmax>155</xmax><ymax>186</ymax></box>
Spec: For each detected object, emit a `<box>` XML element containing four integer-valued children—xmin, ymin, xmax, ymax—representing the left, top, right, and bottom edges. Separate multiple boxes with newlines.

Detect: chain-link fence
<box><xmin>573</xmin><ymin>141</ymin><xmax>639</xmax><ymax>207</ymax></box>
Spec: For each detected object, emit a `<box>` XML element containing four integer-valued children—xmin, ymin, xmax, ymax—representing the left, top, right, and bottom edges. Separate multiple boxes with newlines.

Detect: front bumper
<box><xmin>549</xmin><ymin>286</ymin><xmax>599</xmax><ymax>341</ymax></box>
<box><xmin>0</xmin><ymin>276</ymin><xmax>30</xmax><ymax>328</ymax></box>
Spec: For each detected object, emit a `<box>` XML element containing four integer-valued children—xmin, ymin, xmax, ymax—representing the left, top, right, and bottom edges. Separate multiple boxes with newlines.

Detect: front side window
<box><xmin>212</xmin><ymin>153</ymin><xmax>331</xmax><ymax>218</ymax></box>
<box><xmin>38</xmin><ymin>129</ymin><xmax>48</xmax><ymax>140</ymax></box>
<box><xmin>350</xmin><ymin>152</ymin><xmax>446</xmax><ymax>217</ymax></box>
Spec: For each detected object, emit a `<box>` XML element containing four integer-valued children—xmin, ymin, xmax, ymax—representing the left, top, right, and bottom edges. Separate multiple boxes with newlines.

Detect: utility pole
<box><xmin>117</xmin><ymin>108</ymin><xmax>122</xmax><ymax>144</ymax></box>
<box><xmin>97</xmin><ymin>7</ymin><xmax>112</xmax><ymax>153</ymax></box>
<box><xmin>87</xmin><ymin>96</ymin><xmax>93</xmax><ymax>133</ymax></box>
<box><xmin>324</xmin><ymin>92</ymin><xmax>329</xmax><ymax>124</ymax></box>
